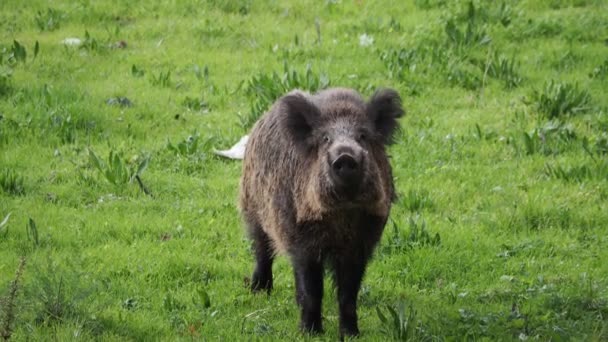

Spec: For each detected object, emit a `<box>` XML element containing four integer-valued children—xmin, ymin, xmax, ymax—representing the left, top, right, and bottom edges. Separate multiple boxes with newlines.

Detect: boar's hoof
<box><xmin>250</xmin><ymin>270</ymin><xmax>272</xmax><ymax>293</ymax></box>
<box><xmin>300</xmin><ymin>319</ymin><xmax>323</xmax><ymax>335</ymax></box>
<box><xmin>339</xmin><ymin>325</ymin><xmax>360</xmax><ymax>340</ymax></box>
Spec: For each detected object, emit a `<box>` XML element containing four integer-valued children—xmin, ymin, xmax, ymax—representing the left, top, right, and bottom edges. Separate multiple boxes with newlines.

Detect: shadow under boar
<box><xmin>240</xmin><ymin>87</ymin><xmax>404</xmax><ymax>338</ymax></box>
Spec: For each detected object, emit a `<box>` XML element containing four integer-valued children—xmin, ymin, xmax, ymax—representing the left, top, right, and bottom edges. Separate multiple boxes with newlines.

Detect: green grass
<box><xmin>1</xmin><ymin>0</ymin><xmax>607</xmax><ymax>340</ymax></box>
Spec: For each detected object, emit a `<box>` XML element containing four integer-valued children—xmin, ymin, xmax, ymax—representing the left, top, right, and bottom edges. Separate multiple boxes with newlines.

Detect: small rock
<box><xmin>111</xmin><ymin>40</ymin><xmax>128</xmax><ymax>49</ymax></box>
<box><xmin>46</xmin><ymin>193</ymin><xmax>58</xmax><ymax>203</ymax></box>
<box><xmin>106</xmin><ymin>97</ymin><xmax>133</xmax><ymax>107</ymax></box>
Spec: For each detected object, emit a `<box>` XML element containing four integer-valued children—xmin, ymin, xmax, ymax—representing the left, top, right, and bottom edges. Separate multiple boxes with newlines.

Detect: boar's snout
<box><xmin>329</xmin><ymin>143</ymin><xmax>364</xmax><ymax>189</ymax></box>
<box><xmin>332</xmin><ymin>153</ymin><xmax>359</xmax><ymax>176</ymax></box>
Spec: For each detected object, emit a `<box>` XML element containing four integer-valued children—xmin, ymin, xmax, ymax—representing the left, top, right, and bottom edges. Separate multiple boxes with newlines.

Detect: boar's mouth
<box><xmin>332</xmin><ymin>182</ymin><xmax>361</xmax><ymax>200</ymax></box>
<box><xmin>328</xmin><ymin>175</ymin><xmax>369</xmax><ymax>205</ymax></box>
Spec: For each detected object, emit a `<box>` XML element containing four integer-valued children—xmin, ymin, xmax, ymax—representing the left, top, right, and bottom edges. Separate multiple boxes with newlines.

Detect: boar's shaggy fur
<box><xmin>240</xmin><ymin>87</ymin><xmax>404</xmax><ymax>337</ymax></box>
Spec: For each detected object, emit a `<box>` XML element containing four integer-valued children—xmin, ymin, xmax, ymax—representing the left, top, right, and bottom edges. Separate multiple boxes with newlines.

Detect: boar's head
<box><xmin>281</xmin><ymin>88</ymin><xmax>404</xmax><ymax>209</ymax></box>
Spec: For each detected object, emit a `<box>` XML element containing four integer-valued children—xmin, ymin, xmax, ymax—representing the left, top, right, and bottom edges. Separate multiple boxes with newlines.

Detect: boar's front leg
<box><xmin>333</xmin><ymin>255</ymin><xmax>366</xmax><ymax>338</ymax></box>
<box><xmin>334</xmin><ymin>215</ymin><xmax>384</xmax><ymax>338</ymax></box>
<box><xmin>292</xmin><ymin>253</ymin><xmax>324</xmax><ymax>334</ymax></box>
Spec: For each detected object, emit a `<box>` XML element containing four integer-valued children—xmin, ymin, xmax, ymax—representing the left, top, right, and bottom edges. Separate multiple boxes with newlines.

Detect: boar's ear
<box><xmin>368</xmin><ymin>88</ymin><xmax>405</xmax><ymax>145</ymax></box>
<box><xmin>281</xmin><ymin>93</ymin><xmax>322</xmax><ymax>148</ymax></box>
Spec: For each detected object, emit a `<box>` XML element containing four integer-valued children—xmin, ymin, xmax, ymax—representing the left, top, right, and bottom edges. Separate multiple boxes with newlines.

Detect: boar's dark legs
<box><xmin>333</xmin><ymin>213</ymin><xmax>385</xmax><ymax>338</ymax></box>
<box><xmin>293</xmin><ymin>255</ymin><xmax>324</xmax><ymax>334</ymax></box>
<box><xmin>333</xmin><ymin>256</ymin><xmax>366</xmax><ymax>337</ymax></box>
<box><xmin>249</xmin><ymin>224</ymin><xmax>274</xmax><ymax>293</ymax></box>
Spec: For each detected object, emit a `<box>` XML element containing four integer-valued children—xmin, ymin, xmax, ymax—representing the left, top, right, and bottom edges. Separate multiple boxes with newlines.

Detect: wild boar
<box><xmin>240</xmin><ymin>87</ymin><xmax>404</xmax><ymax>337</ymax></box>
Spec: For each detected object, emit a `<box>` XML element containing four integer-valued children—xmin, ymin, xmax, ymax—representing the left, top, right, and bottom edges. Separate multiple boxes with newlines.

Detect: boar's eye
<box><xmin>358</xmin><ymin>132</ymin><xmax>367</xmax><ymax>142</ymax></box>
<box><xmin>323</xmin><ymin>135</ymin><xmax>331</xmax><ymax>144</ymax></box>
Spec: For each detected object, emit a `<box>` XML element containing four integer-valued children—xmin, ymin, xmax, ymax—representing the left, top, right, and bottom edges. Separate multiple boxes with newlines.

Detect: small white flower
<box><xmin>359</xmin><ymin>33</ymin><xmax>373</xmax><ymax>47</ymax></box>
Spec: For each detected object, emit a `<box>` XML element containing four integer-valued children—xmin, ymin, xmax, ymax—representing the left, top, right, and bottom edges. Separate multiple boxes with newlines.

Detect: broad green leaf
<box><xmin>34</xmin><ymin>40</ymin><xmax>40</xmax><ymax>59</ymax></box>
<box><xmin>134</xmin><ymin>155</ymin><xmax>150</xmax><ymax>178</ymax></box>
<box><xmin>27</xmin><ymin>217</ymin><xmax>39</xmax><ymax>246</ymax></box>
<box><xmin>0</xmin><ymin>212</ymin><xmax>10</xmax><ymax>229</ymax></box>
<box><xmin>376</xmin><ymin>306</ymin><xmax>387</xmax><ymax>324</ymax></box>
<box><xmin>88</xmin><ymin>149</ymin><xmax>104</xmax><ymax>172</ymax></box>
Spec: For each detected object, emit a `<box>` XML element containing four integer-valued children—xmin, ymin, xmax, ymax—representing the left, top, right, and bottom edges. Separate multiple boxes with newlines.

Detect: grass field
<box><xmin>1</xmin><ymin>0</ymin><xmax>608</xmax><ymax>340</ymax></box>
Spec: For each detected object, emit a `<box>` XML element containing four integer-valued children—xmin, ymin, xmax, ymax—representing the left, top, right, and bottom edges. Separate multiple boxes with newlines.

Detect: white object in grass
<box><xmin>359</xmin><ymin>33</ymin><xmax>374</xmax><ymax>47</ymax></box>
<box><xmin>62</xmin><ymin>38</ymin><xmax>82</xmax><ymax>46</ymax></box>
<box><xmin>214</xmin><ymin>135</ymin><xmax>249</xmax><ymax>159</ymax></box>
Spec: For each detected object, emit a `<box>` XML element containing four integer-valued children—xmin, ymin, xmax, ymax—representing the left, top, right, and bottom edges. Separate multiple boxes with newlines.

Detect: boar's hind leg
<box><xmin>249</xmin><ymin>223</ymin><xmax>274</xmax><ymax>293</ymax></box>
<box><xmin>293</xmin><ymin>255</ymin><xmax>324</xmax><ymax>334</ymax></box>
